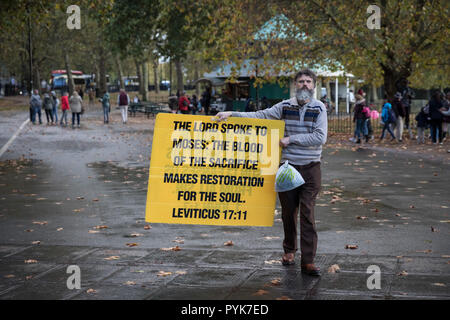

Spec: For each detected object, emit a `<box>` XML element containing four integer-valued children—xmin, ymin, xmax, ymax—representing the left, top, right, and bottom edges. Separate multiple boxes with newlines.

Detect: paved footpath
<box><xmin>0</xmin><ymin>107</ymin><xmax>449</xmax><ymax>300</ymax></box>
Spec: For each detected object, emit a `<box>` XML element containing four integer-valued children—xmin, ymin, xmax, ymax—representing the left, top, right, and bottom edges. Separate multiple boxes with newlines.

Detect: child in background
<box><xmin>415</xmin><ymin>106</ymin><xmax>429</xmax><ymax>144</ymax></box>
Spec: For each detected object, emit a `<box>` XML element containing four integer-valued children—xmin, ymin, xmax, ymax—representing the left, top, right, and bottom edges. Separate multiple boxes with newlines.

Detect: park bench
<box><xmin>129</xmin><ymin>102</ymin><xmax>171</xmax><ymax>118</ymax></box>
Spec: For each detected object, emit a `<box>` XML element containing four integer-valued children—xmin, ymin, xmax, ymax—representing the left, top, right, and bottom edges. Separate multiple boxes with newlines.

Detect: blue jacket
<box><xmin>381</xmin><ymin>103</ymin><xmax>392</xmax><ymax>123</ymax></box>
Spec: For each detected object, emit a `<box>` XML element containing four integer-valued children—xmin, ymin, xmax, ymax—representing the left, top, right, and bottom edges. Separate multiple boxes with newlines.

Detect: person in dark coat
<box><xmin>415</xmin><ymin>106</ymin><xmax>429</xmax><ymax>144</ymax></box>
<box><xmin>428</xmin><ymin>91</ymin><xmax>444</xmax><ymax>144</ymax></box>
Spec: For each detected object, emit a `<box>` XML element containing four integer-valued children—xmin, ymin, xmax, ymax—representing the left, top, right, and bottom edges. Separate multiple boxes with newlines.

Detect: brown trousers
<box><xmin>278</xmin><ymin>161</ymin><xmax>321</xmax><ymax>265</ymax></box>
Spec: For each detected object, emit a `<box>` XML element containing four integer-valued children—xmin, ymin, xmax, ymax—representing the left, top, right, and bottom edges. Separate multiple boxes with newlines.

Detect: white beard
<box><xmin>296</xmin><ymin>88</ymin><xmax>314</xmax><ymax>105</ymax></box>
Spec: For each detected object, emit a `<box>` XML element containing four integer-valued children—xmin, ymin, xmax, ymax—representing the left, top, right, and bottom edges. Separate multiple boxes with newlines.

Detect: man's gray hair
<box><xmin>295</xmin><ymin>69</ymin><xmax>317</xmax><ymax>86</ymax></box>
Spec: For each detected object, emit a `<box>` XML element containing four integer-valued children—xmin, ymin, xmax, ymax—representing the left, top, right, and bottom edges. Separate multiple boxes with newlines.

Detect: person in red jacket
<box><xmin>60</xmin><ymin>92</ymin><xmax>70</xmax><ymax>127</ymax></box>
<box><xmin>178</xmin><ymin>91</ymin><xmax>190</xmax><ymax>114</ymax></box>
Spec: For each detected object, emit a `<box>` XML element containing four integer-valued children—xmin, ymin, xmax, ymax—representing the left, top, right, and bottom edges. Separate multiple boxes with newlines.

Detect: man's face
<box><xmin>295</xmin><ymin>75</ymin><xmax>315</xmax><ymax>91</ymax></box>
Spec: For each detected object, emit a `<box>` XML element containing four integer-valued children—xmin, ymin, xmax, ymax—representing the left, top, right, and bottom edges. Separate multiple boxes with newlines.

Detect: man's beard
<box><xmin>296</xmin><ymin>88</ymin><xmax>314</xmax><ymax>105</ymax></box>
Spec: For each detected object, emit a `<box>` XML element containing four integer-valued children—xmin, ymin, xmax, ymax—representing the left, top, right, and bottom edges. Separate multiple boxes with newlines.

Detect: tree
<box><xmin>204</xmin><ymin>0</ymin><xmax>449</xmax><ymax>98</ymax></box>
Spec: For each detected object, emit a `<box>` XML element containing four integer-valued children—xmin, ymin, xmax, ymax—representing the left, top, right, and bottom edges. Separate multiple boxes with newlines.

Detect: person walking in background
<box><xmin>69</xmin><ymin>90</ymin><xmax>83</xmax><ymax>129</ymax></box>
<box><xmin>397</xmin><ymin>78</ymin><xmax>415</xmax><ymax>139</ymax></box>
<box><xmin>60</xmin><ymin>91</ymin><xmax>70</xmax><ymax>127</ymax></box>
<box><xmin>178</xmin><ymin>91</ymin><xmax>190</xmax><ymax>114</ymax></box>
<box><xmin>392</xmin><ymin>92</ymin><xmax>406</xmax><ymax>142</ymax></box>
<box><xmin>190</xmin><ymin>94</ymin><xmax>199</xmax><ymax>115</ymax></box>
<box><xmin>380</xmin><ymin>101</ymin><xmax>396</xmax><ymax>141</ymax></box>
<box><xmin>43</xmin><ymin>92</ymin><xmax>54</xmax><ymax>125</ymax></box>
<box><xmin>201</xmin><ymin>87</ymin><xmax>211</xmax><ymax>115</ymax></box>
<box><xmin>29</xmin><ymin>89</ymin><xmax>42</xmax><ymax>125</ymax></box>
<box><xmin>51</xmin><ymin>91</ymin><xmax>59</xmax><ymax>124</ymax></box>
<box><xmin>429</xmin><ymin>91</ymin><xmax>444</xmax><ymax>144</ymax></box>
<box><xmin>88</xmin><ymin>88</ymin><xmax>95</xmax><ymax>107</ymax></box>
<box><xmin>101</xmin><ymin>91</ymin><xmax>110</xmax><ymax>124</ymax></box>
<box><xmin>441</xmin><ymin>91</ymin><xmax>450</xmax><ymax>141</ymax></box>
<box><xmin>415</xmin><ymin>106</ymin><xmax>429</xmax><ymax>144</ymax></box>
<box><xmin>353</xmin><ymin>94</ymin><xmax>368</xmax><ymax>144</ymax></box>
<box><xmin>117</xmin><ymin>88</ymin><xmax>130</xmax><ymax>124</ymax></box>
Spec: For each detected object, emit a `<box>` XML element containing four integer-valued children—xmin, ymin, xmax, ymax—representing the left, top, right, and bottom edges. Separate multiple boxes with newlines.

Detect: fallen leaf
<box><xmin>160</xmin><ymin>246</ymin><xmax>181</xmax><ymax>251</ymax></box>
<box><xmin>31</xmin><ymin>241</ymin><xmax>41</xmax><ymax>245</ymax></box>
<box><xmin>270</xmin><ymin>278</ymin><xmax>281</xmax><ymax>286</ymax></box>
<box><xmin>76</xmin><ymin>196</ymin><xmax>84</xmax><ymax>200</ymax></box>
<box><xmin>86</xmin><ymin>288</ymin><xmax>97</xmax><ymax>294</ymax></box>
<box><xmin>93</xmin><ymin>225</ymin><xmax>108</xmax><ymax>229</ymax></box>
<box><xmin>253</xmin><ymin>289</ymin><xmax>269</xmax><ymax>296</ymax></box>
<box><xmin>431</xmin><ymin>283</ymin><xmax>446</xmax><ymax>287</ymax></box>
<box><xmin>276</xmin><ymin>296</ymin><xmax>292</xmax><ymax>300</ymax></box>
<box><xmin>397</xmin><ymin>270</ymin><xmax>408</xmax><ymax>276</ymax></box>
<box><xmin>24</xmin><ymin>259</ymin><xmax>38</xmax><ymax>264</ymax></box>
<box><xmin>224</xmin><ymin>240</ymin><xmax>234</xmax><ymax>246</ymax></box>
<box><xmin>328</xmin><ymin>264</ymin><xmax>341</xmax><ymax>273</ymax></box>
<box><xmin>157</xmin><ymin>271</ymin><xmax>172</xmax><ymax>277</ymax></box>
<box><xmin>416</xmin><ymin>249</ymin><xmax>432</xmax><ymax>253</ymax></box>
<box><xmin>356</xmin><ymin>216</ymin><xmax>368</xmax><ymax>220</ymax></box>
<box><xmin>88</xmin><ymin>230</ymin><xmax>100</xmax><ymax>234</ymax></box>
<box><xmin>129</xmin><ymin>233</ymin><xmax>144</xmax><ymax>237</ymax></box>
<box><xmin>56</xmin><ymin>228</ymin><xmax>63</xmax><ymax>231</ymax></box>
<box><xmin>144</xmin><ymin>225</ymin><xmax>152</xmax><ymax>230</ymax></box>
<box><xmin>264</xmin><ymin>260</ymin><xmax>282</xmax><ymax>265</ymax></box>
<box><xmin>104</xmin><ymin>256</ymin><xmax>120</xmax><ymax>261</ymax></box>
<box><xmin>126</xmin><ymin>243</ymin><xmax>138</xmax><ymax>247</ymax></box>
<box><xmin>345</xmin><ymin>245</ymin><xmax>358</xmax><ymax>250</ymax></box>
<box><xmin>124</xmin><ymin>281</ymin><xmax>136</xmax><ymax>285</ymax></box>
<box><xmin>431</xmin><ymin>226</ymin><xmax>439</xmax><ymax>232</ymax></box>
<box><xmin>32</xmin><ymin>221</ymin><xmax>47</xmax><ymax>225</ymax></box>
<box><xmin>92</xmin><ymin>198</ymin><xmax>99</xmax><ymax>202</ymax></box>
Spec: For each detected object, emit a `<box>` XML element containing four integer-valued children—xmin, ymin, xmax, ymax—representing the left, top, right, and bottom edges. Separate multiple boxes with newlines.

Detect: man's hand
<box><xmin>214</xmin><ymin>111</ymin><xmax>232</xmax><ymax>122</ymax></box>
<box><xmin>279</xmin><ymin>137</ymin><xmax>290</xmax><ymax>148</ymax></box>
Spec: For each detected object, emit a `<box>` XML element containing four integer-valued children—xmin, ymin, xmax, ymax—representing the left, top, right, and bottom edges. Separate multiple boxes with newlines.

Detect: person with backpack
<box><xmin>380</xmin><ymin>101</ymin><xmax>396</xmax><ymax>141</ymax></box>
<box><xmin>43</xmin><ymin>92</ymin><xmax>54</xmax><ymax>125</ymax></box>
<box><xmin>392</xmin><ymin>92</ymin><xmax>406</xmax><ymax>142</ymax></box>
<box><xmin>29</xmin><ymin>89</ymin><xmax>42</xmax><ymax>125</ymax></box>
<box><xmin>117</xmin><ymin>88</ymin><xmax>130</xmax><ymax>124</ymax></box>
<box><xmin>415</xmin><ymin>106</ymin><xmax>429</xmax><ymax>144</ymax></box>
<box><xmin>353</xmin><ymin>94</ymin><xmax>368</xmax><ymax>144</ymax></box>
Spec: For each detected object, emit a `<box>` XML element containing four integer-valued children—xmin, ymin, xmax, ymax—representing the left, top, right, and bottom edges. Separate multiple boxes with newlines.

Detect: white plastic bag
<box><xmin>275</xmin><ymin>161</ymin><xmax>305</xmax><ymax>192</ymax></box>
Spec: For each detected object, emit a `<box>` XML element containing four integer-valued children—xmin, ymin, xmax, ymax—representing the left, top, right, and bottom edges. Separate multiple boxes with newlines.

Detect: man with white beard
<box><xmin>215</xmin><ymin>69</ymin><xmax>327</xmax><ymax>276</ymax></box>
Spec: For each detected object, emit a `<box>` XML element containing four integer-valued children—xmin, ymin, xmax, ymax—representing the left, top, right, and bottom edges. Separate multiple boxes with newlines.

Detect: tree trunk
<box><xmin>174</xmin><ymin>57</ymin><xmax>184</xmax><ymax>93</ymax></box>
<box><xmin>153</xmin><ymin>58</ymin><xmax>159</xmax><ymax>94</ymax></box>
<box><xmin>115</xmin><ymin>55</ymin><xmax>124</xmax><ymax>90</ymax></box>
<box><xmin>142</xmin><ymin>61</ymin><xmax>148</xmax><ymax>101</ymax></box>
<box><xmin>194</xmin><ymin>60</ymin><xmax>199</xmax><ymax>96</ymax></box>
<box><xmin>371</xmin><ymin>83</ymin><xmax>378</xmax><ymax>103</ymax></box>
<box><xmin>98</xmin><ymin>47</ymin><xmax>107</xmax><ymax>95</ymax></box>
<box><xmin>135</xmin><ymin>59</ymin><xmax>143</xmax><ymax>98</ymax></box>
<box><xmin>64</xmin><ymin>53</ymin><xmax>75</xmax><ymax>95</ymax></box>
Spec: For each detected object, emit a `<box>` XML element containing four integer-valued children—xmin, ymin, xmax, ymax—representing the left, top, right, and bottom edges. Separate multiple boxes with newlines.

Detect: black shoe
<box><xmin>356</xmin><ymin>139</ymin><xmax>361</xmax><ymax>144</ymax></box>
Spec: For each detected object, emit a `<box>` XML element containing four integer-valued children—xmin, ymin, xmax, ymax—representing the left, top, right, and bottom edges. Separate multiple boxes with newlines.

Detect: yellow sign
<box><xmin>145</xmin><ymin>114</ymin><xmax>285</xmax><ymax>226</ymax></box>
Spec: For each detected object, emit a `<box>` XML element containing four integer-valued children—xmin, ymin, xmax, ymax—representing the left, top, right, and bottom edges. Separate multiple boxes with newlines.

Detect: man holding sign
<box><xmin>216</xmin><ymin>69</ymin><xmax>327</xmax><ymax>276</ymax></box>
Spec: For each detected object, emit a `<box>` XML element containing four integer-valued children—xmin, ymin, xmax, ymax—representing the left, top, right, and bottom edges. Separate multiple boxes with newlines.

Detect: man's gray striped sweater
<box><xmin>231</xmin><ymin>97</ymin><xmax>328</xmax><ymax>166</ymax></box>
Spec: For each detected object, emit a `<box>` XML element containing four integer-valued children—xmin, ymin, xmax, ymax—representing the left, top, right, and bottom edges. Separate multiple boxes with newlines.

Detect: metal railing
<box><xmin>327</xmin><ymin>112</ymin><xmax>418</xmax><ymax>136</ymax></box>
